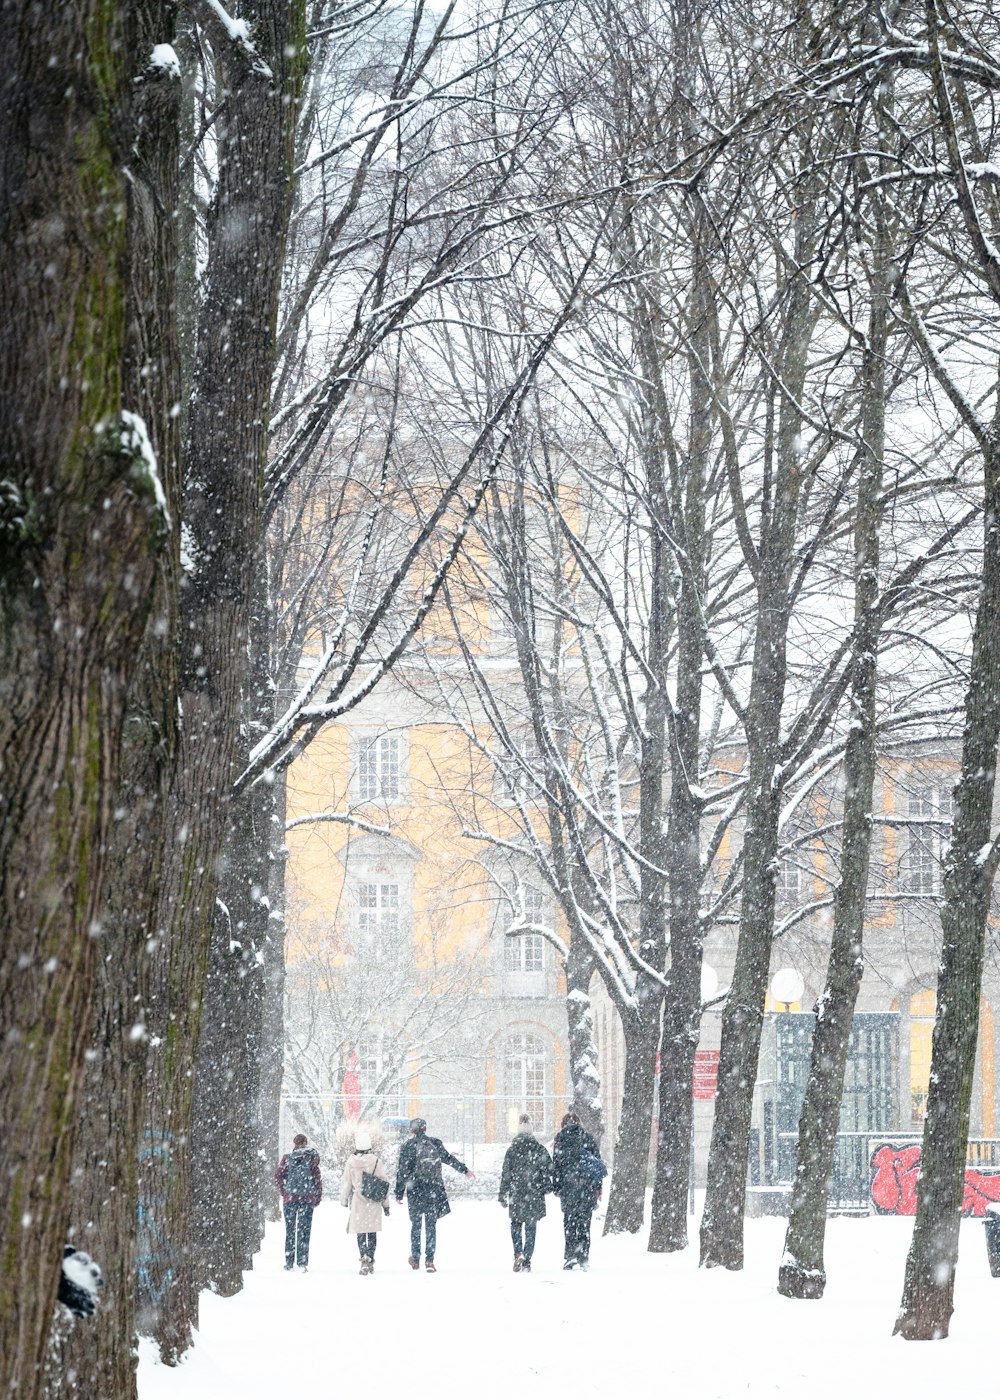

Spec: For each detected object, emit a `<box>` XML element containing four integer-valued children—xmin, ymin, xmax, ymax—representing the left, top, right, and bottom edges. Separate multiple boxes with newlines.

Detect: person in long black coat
<box><xmin>394</xmin><ymin>1117</ymin><xmax>474</xmax><ymax>1271</ymax></box>
<box><xmin>499</xmin><ymin>1115</ymin><xmax>553</xmax><ymax>1272</ymax></box>
<box><xmin>551</xmin><ymin>1112</ymin><xmax>602</xmax><ymax>1270</ymax></box>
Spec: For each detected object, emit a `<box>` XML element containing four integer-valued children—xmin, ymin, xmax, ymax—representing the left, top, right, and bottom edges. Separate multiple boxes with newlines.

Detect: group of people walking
<box><xmin>274</xmin><ymin>1112</ymin><xmax>605</xmax><ymax>1275</ymax></box>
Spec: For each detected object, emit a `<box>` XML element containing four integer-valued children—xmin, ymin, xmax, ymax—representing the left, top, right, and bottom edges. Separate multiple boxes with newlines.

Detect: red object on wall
<box><xmin>692</xmin><ymin>1049</ymin><xmax>720</xmax><ymax>1100</ymax></box>
<box><xmin>341</xmin><ymin>1049</ymin><xmax>361</xmax><ymax>1119</ymax></box>
<box><xmin>870</xmin><ymin>1142</ymin><xmax>1000</xmax><ymax>1216</ymax></box>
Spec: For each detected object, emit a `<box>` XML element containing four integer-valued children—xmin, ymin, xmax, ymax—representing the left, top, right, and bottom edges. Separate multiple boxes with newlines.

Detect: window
<box><xmin>496</xmin><ymin>736</ymin><xmax>543</xmax><ymax>806</ymax></box>
<box><xmin>909</xmin><ymin>989</ymin><xmax>935</xmax><ymax>1123</ymax></box>
<box><xmin>357</xmin><ymin>733</ymin><xmax>404</xmax><ymax>802</ymax></box>
<box><xmin>357</xmin><ymin>1029</ymin><xmax>406</xmax><ymax>1115</ymax></box>
<box><xmin>505</xmin><ymin>884</ymin><xmax>546</xmax><ymax>975</ymax></box>
<box><xmin>355</xmin><ymin>881</ymin><xmax>400</xmax><ymax>962</ymax></box>
<box><xmin>901</xmin><ymin>784</ymin><xmax>953</xmax><ymax>895</ymax></box>
<box><xmin>505</xmin><ymin>1031</ymin><xmax>547</xmax><ymax>1131</ymax></box>
<box><xmin>777</xmin><ymin>855</ymin><xmax>802</xmax><ymax>901</ymax></box>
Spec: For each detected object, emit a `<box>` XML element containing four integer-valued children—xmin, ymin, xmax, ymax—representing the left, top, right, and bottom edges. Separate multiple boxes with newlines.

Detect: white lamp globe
<box><xmin>771</xmin><ymin>967</ymin><xmax>804</xmax><ymax>1006</ymax></box>
<box><xmin>700</xmin><ymin>964</ymin><xmax>719</xmax><ymax>1001</ymax></box>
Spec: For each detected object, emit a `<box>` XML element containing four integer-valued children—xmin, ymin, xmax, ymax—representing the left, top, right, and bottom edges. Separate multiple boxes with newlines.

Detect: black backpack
<box><xmin>412</xmin><ymin>1135</ymin><xmax>442</xmax><ymax>1184</ymax></box>
<box><xmin>283</xmin><ymin>1152</ymin><xmax>314</xmax><ymax>1197</ymax></box>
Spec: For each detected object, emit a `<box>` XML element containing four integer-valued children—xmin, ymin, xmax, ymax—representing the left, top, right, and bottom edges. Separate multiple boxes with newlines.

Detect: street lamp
<box><xmin>770</xmin><ymin>966</ymin><xmax>804</xmax><ymax>1012</ymax></box>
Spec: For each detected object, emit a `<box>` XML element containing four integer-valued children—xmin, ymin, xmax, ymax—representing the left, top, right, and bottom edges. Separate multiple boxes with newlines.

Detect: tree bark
<box><xmin>142</xmin><ymin>1</ymin><xmax>306</xmax><ymax>1361</ymax></box>
<box><xmin>894</xmin><ymin>1</ymin><xmax>1000</xmax><ymax>1339</ymax></box>
<box><xmin>565</xmin><ymin>939</ymin><xmax>604</xmax><ymax>1145</ymax></box>
<box><xmin>649</xmin><ymin>191</ymin><xmax>712</xmax><ymax>1254</ymax></box>
<box><xmin>42</xmin><ymin>9</ymin><xmax>184</xmax><ymax>1399</ymax></box>
<box><xmin>700</xmin><ymin>215</ymin><xmax>814</xmax><ymax>1271</ymax></box>
<box><xmin>894</xmin><ymin>430</ymin><xmax>1000</xmax><ymax>1338</ymax></box>
<box><xmin>778</xmin><ymin>187</ymin><xmax>888</xmax><ymax>1300</ymax></box>
<box><xmin>0</xmin><ymin>6</ymin><xmax>169</xmax><ymax>1394</ymax></box>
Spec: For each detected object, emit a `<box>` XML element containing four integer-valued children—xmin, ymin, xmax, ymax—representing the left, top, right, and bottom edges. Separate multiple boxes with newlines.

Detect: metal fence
<box><xmin>770</xmin><ymin>1132</ymin><xmax>1000</xmax><ymax>1212</ymax></box>
<box><xmin>279</xmin><ymin>1092</ymin><xmax>573</xmax><ymax>1195</ymax></box>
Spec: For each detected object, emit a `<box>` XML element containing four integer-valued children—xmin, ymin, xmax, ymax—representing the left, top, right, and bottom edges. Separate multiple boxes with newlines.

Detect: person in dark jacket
<box><xmin>551</xmin><ymin>1112</ymin><xmax>603</xmax><ymax>1270</ymax></box>
<box><xmin>394</xmin><ymin>1117</ymin><xmax>475</xmax><ymax>1271</ymax></box>
<box><xmin>275</xmin><ymin>1133</ymin><xmax>323</xmax><ymax>1271</ymax></box>
<box><xmin>499</xmin><ymin>1114</ymin><xmax>553</xmax><ymax>1272</ymax></box>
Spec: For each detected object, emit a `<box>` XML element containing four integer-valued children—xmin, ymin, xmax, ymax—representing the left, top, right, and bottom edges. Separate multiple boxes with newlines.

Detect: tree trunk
<box><xmin>191</xmin><ymin>581</ymin><xmax>275</xmax><ymax>1295</ymax></box>
<box><xmin>894</xmin><ymin>433</ymin><xmax>1000</xmax><ymax>1338</ymax></box>
<box><xmin>260</xmin><ymin>770</ymin><xmax>289</xmax><ymax>1225</ymax></box>
<box><xmin>700</xmin><ymin>225</ymin><xmax>813</xmax><ymax>1271</ymax></box>
<box><xmin>142</xmin><ymin>2</ymin><xmax>306</xmax><ymax>1361</ymax></box>
<box><xmin>0</xmin><ymin>7</ymin><xmax>169</xmax><ymax>1395</ymax></box>
<box><xmin>565</xmin><ymin>939</ymin><xmax>604</xmax><ymax>1145</ymax></box>
<box><xmin>603</xmin><ymin>1010</ymin><xmax>660</xmax><ymax>1233</ymax></box>
<box><xmin>778</xmin><ymin>178</ymin><xmax>889</xmax><ymax>1302</ymax></box>
<box><xmin>42</xmin><ymin>10</ymin><xmax>184</xmax><ymax>1397</ymax></box>
<box><xmin>648</xmin><ymin>193</ymin><xmax>712</xmax><ymax>1254</ymax></box>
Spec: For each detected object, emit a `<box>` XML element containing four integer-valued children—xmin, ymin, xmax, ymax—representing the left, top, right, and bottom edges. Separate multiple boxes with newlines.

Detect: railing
<box><xmin>772</xmin><ymin>1132</ymin><xmax>1000</xmax><ymax>1211</ymax></box>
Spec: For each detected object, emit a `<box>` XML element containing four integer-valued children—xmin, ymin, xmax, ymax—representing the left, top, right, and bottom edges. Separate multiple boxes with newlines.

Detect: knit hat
<box><xmin>410</xmin><ymin>1117</ymin><xmax>427</xmax><ymax>1134</ymax></box>
<box><xmin>354</xmin><ymin>1127</ymin><xmax>373</xmax><ymax>1152</ymax></box>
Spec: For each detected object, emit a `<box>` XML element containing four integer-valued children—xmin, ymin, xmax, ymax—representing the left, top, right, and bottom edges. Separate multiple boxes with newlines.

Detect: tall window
<box><xmin>909</xmin><ymin>989</ymin><xmax>935</xmax><ymax>1122</ymax></box>
<box><xmin>358</xmin><ymin>734</ymin><xmax>403</xmax><ymax>802</ymax></box>
<box><xmin>901</xmin><ymin>784</ymin><xmax>953</xmax><ymax>895</ymax></box>
<box><xmin>777</xmin><ymin>855</ymin><xmax>802</xmax><ymax>901</ymax></box>
<box><xmin>505</xmin><ymin>1031</ymin><xmax>547</xmax><ymax>1130</ymax></box>
<box><xmin>357</xmin><ymin>1029</ymin><xmax>405</xmax><ymax>1115</ymax></box>
<box><xmin>356</xmin><ymin>881</ymin><xmax>400</xmax><ymax>962</ymax></box>
<box><xmin>505</xmin><ymin>885</ymin><xmax>546</xmax><ymax>974</ymax></box>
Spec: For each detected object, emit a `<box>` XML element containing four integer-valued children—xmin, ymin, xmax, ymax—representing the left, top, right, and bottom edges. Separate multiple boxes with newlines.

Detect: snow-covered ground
<box><xmin>138</xmin><ymin>1200</ymin><xmax>995</xmax><ymax>1399</ymax></box>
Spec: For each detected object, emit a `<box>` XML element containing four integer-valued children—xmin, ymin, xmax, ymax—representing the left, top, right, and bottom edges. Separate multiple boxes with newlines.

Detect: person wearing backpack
<box><xmin>551</xmin><ymin>1112</ymin><xmax>604</xmax><ymax>1271</ymax></box>
<box><xmin>498</xmin><ymin>1114</ymin><xmax>553</xmax><ymax>1272</ymax></box>
<box><xmin>394</xmin><ymin>1117</ymin><xmax>475</xmax><ymax>1272</ymax></box>
<box><xmin>275</xmin><ymin>1133</ymin><xmax>323</xmax><ymax>1272</ymax></box>
<box><xmin>340</xmin><ymin>1125</ymin><xmax>391</xmax><ymax>1274</ymax></box>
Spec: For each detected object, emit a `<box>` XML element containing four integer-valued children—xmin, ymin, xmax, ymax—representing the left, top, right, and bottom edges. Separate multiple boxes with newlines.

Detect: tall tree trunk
<box><xmin>604</xmin><ymin>521</ymin><xmax>670</xmax><ymax>1235</ymax></box>
<box><xmin>649</xmin><ymin>193</ymin><xmax>712</xmax><ymax>1254</ymax></box>
<box><xmin>191</xmin><ymin>577</ymin><xmax>274</xmax><ymax>1294</ymax></box>
<box><xmin>894</xmin><ymin>429</ymin><xmax>1000</xmax><ymax>1338</ymax></box>
<box><xmin>778</xmin><ymin>199</ymin><xmax>888</xmax><ymax>1300</ymax></box>
<box><xmin>43</xmin><ymin>11</ymin><xmax>184</xmax><ymax>1399</ymax></box>
<box><xmin>260</xmin><ymin>770</ymin><xmax>289</xmax><ymax>1224</ymax></box>
<box><xmin>143</xmin><ymin>2</ymin><xmax>306</xmax><ymax>1361</ymax></box>
<box><xmin>700</xmin><ymin>224</ymin><xmax>814</xmax><ymax>1271</ymax></box>
<box><xmin>0</xmin><ymin>7</ymin><xmax>169</xmax><ymax>1395</ymax></box>
<box><xmin>894</xmin><ymin>3</ymin><xmax>1000</xmax><ymax>1339</ymax></box>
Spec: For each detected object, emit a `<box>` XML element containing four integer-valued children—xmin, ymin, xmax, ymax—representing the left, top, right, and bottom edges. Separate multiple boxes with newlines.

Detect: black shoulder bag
<box><xmin>360</xmin><ymin>1156</ymin><xmax>389</xmax><ymax>1202</ymax></box>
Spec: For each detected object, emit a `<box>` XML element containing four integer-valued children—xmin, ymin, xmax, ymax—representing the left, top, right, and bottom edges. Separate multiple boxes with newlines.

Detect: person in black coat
<box><xmin>394</xmin><ymin>1117</ymin><xmax>474</xmax><ymax>1271</ymax></box>
<box><xmin>499</xmin><ymin>1114</ymin><xmax>553</xmax><ymax>1272</ymax></box>
<box><xmin>551</xmin><ymin>1112</ymin><xmax>603</xmax><ymax>1270</ymax></box>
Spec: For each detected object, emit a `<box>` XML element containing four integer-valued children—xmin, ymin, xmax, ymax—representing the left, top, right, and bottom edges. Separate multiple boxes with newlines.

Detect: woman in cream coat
<box><xmin>340</xmin><ymin>1126</ymin><xmax>390</xmax><ymax>1274</ymax></box>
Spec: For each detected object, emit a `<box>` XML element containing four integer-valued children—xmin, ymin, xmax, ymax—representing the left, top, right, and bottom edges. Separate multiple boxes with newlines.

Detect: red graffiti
<box><xmin>870</xmin><ymin>1143</ymin><xmax>1000</xmax><ymax>1216</ymax></box>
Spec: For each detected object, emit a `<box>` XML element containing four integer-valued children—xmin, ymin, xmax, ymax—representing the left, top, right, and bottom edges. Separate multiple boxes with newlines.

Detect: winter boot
<box><xmin>425</xmin><ymin>1260</ymin><xmax>437</xmax><ymax>1273</ymax></box>
<box><xmin>408</xmin><ymin>1256</ymin><xmax>420</xmax><ymax>1270</ymax></box>
<box><xmin>513</xmin><ymin>1255</ymin><xmax>523</xmax><ymax>1273</ymax></box>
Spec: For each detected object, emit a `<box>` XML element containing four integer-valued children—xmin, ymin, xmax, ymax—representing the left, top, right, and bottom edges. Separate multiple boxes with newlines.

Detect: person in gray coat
<box><xmin>499</xmin><ymin>1114</ymin><xmax>553</xmax><ymax>1272</ymax></box>
<box><xmin>394</xmin><ymin>1117</ymin><xmax>474</xmax><ymax>1272</ymax></box>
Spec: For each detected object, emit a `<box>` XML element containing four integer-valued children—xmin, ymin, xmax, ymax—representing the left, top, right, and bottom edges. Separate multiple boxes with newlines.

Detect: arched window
<box><xmin>505</xmin><ymin>1031</ymin><xmax>547</xmax><ymax>1131</ymax></box>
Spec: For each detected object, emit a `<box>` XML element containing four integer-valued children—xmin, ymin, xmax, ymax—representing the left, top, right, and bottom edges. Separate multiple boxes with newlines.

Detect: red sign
<box><xmin>692</xmin><ymin>1050</ymin><xmax>719</xmax><ymax>1100</ymax></box>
